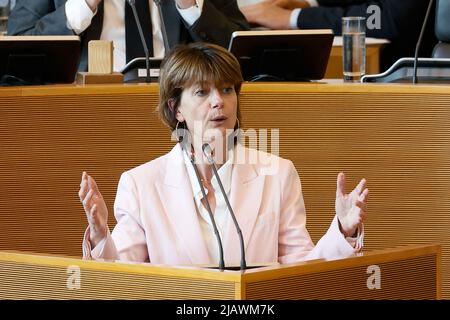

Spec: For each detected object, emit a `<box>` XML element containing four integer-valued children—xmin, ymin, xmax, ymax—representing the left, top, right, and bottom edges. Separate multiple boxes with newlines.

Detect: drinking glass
<box><xmin>342</xmin><ymin>17</ymin><xmax>366</xmax><ymax>82</ymax></box>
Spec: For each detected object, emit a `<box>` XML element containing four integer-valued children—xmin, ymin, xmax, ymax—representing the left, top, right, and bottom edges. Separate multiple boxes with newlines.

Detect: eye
<box><xmin>222</xmin><ymin>87</ymin><xmax>234</xmax><ymax>94</ymax></box>
<box><xmin>195</xmin><ymin>88</ymin><xmax>207</xmax><ymax>97</ymax></box>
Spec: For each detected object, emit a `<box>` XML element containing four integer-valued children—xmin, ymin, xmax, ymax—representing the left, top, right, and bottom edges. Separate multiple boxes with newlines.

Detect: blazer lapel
<box><xmin>156</xmin><ymin>144</ymin><xmax>210</xmax><ymax>264</ymax></box>
<box><xmin>224</xmin><ymin>145</ymin><xmax>264</xmax><ymax>264</ymax></box>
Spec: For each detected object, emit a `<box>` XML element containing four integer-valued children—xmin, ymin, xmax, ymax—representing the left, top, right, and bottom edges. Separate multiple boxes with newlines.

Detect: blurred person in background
<box><xmin>240</xmin><ymin>0</ymin><xmax>437</xmax><ymax>71</ymax></box>
<box><xmin>7</xmin><ymin>0</ymin><xmax>249</xmax><ymax>71</ymax></box>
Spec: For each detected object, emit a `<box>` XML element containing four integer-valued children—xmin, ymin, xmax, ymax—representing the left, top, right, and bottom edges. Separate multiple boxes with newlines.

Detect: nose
<box><xmin>210</xmin><ymin>88</ymin><xmax>224</xmax><ymax>109</ymax></box>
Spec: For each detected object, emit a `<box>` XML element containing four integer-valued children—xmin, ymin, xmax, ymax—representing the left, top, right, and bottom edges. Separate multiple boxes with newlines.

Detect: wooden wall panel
<box><xmin>1</xmin><ymin>83</ymin><xmax>450</xmax><ymax>297</ymax></box>
<box><xmin>238</xmin><ymin>84</ymin><xmax>450</xmax><ymax>299</ymax></box>
<box><xmin>0</xmin><ymin>86</ymin><xmax>169</xmax><ymax>255</ymax></box>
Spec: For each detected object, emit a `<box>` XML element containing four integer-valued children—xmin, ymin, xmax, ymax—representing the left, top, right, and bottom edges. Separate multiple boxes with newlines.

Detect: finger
<box><xmin>88</xmin><ymin>176</ymin><xmax>102</xmax><ymax>197</ymax></box>
<box><xmin>78</xmin><ymin>177</ymin><xmax>89</xmax><ymax>200</ymax></box>
<box><xmin>80</xmin><ymin>171</ymin><xmax>87</xmax><ymax>186</ymax></box>
<box><xmin>336</xmin><ymin>172</ymin><xmax>346</xmax><ymax>197</ymax></box>
<box><xmin>355</xmin><ymin>178</ymin><xmax>367</xmax><ymax>195</ymax></box>
<box><xmin>357</xmin><ymin>212</ymin><xmax>367</xmax><ymax>224</ymax></box>
<box><xmin>351</xmin><ymin>209</ymin><xmax>365</xmax><ymax>224</ymax></box>
<box><xmin>78</xmin><ymin>172</ymin><xmax>88</xmax><ymax>198</ymax></box>
<box><xmin>90</xmin><ymin>203</ymin><xmax>97</xmax><ymax>216</ymax></box>
<box><xmin>360</xmin><ymin>212</ymin><xmax>367</xmax><ymax>220</ymax></box>
<box><xmin>359</xmin><ymin>188</ymin><xmax>369</xmax><ymax>202</ymax></box>
<box><xmin>355</xmin><ymin>200</ymin><xmax>367</xmax><ymax>212</ymax></box>
<box><xmin>274</xmin><ymin>0</ymin><xmax>293</xmax><ymax>9</ymax></box>
<box><xmin>83</xmin><ymin>188</ymin><xmax>94</xmax><ymax>209</ymax></box>
<box><xmin>239</xmin><ymin>7</ymin><xmax>253</xmax><ymax>19</ymax></box>
<box><xmin>357</xmin><ymin>206</ymin><xmax>367</xmax><ymax>219</ymax></box>
<box><xmin>240</xmin><ymin>4</ymin><xmax>262</xmax><ymax>19</ymax></box>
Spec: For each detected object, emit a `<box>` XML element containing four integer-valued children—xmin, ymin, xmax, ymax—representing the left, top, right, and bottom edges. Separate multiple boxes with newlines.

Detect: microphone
<box><xmin>153</xmin><ymin>0</ymin><xmax>170</xmax><ymax>56</ymax></box>
<box><xmin>188</xmin><ymin>150</ymin><xmax>225</xmax><ymax>271</ymax></box>
<box><xmin>127</xmin><ymin>0</ymin><xmax>151</xmax><ymax>83</ymax></box>
<box><xmin>413</xmin><ymin>0</ymin><xmax>435</xmax><ymax>84</ymax></box>
<box><xmin>202</xmin><ymin>143</ymin><xmax>247</xmax><ymax>270</ymax></box>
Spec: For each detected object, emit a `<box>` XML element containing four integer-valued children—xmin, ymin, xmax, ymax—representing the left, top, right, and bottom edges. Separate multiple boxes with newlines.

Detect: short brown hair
<box><xmin>157</xmin><ymin>42</ymin><xmax>243</xmax><ymax>131</ymax></box>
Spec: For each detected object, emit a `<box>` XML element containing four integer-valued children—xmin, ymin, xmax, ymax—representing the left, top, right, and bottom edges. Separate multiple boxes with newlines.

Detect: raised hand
<box><xmin>79</xmin><ymin>171</ymin><xmax>108</xmax><ymax>247</ymax></box>
<box><xmin>335</xmin><ymin>172</ymin><xmax>369</xmax><ymax>237</ymax></box>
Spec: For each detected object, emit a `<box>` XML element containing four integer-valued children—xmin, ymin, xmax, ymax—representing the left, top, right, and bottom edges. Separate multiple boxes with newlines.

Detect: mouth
<box><xmin>210</xmin><ymin>115</ymin><xmax>228</xmax><ymax>123</ymax></box>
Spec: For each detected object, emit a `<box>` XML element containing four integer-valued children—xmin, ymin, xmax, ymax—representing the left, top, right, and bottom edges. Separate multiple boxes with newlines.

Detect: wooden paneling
<box><xmin>237</xmin><ymin>83</ymin><xmax>450</xmax><ymax>299</ymax></box>
<box><xmin>0</xmin><ymin>84</ymin><xmax>165</xmax><ymax>255</ymax></box>
<box><xmin>1</xmin><ymin>83</ymin><xmax>450</xmax><ymax>297</ymax></box>
<box><xmin>245</xmin><ymin>255</ymin><xmax>437</xmax><ymax>299</ymax></box>
<box><xmin>0</xmin><ymin>251</ymin><xmax>237</xmax><ymax>300</ymax></box>
<box><xmin>0</xmin><ymin>244</ymin><xmax>440</xmax><ymax>299</ymax></box>
<box><xmin>243</xmin><ymin>244</ymin><xmax>440</xmax><ymax>300</ymax></box>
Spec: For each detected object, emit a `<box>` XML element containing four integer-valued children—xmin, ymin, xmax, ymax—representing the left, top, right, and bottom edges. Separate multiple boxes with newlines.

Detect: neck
<box><xmin>189</xmin><ymin>139</ymin><xmax>232</xmax><ymax>182</ymax></box>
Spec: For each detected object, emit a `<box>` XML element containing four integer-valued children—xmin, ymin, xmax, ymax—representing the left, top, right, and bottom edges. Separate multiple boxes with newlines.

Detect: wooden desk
<box><xmin>325</xmin><ymin>37</ymin><xmax>390</xmax><ymax>79</ymax></box>
<box><xmin>0</xmin><ymin>244</ymin><xmax>441</xmax><ymax>299</ymax></box>
<box><xmin>1</xmin><ymin>82</ymin><xmax>450</xmax><ymax>297</ymax></box>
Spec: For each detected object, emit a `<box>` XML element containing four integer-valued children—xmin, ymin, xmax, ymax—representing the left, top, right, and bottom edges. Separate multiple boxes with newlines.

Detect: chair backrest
<box><xmin>433</xmin><ymin>0</ymin><xmax>450</xmax><ymax>58</ymax></box>
<box><xmin>435</xmin><ymin>0</ymin><xmax>450</xmax><ymax>42</ymax></box>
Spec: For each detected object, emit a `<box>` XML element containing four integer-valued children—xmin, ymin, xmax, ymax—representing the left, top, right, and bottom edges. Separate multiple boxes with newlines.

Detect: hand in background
<box><xmin>240</xmin><ymin>0</ymin><xmax>292</xmax><ymax>30</ymax></box>
<box><xmin>273</xmin><ymin>0</ymin><xmax>311</xmax><ymax>10</ymax></box>
<box><xmin>79</xmin><ymin>171</ymin><xmax>108</xmax><ymax>247</ymax></box>
<box><xmin>335</xmin><ymin>172</ymin><xmax>369</xmax><ymax>237</ymax></box>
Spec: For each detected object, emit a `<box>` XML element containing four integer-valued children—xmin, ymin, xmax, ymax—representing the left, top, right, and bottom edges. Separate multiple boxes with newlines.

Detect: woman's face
<box><xmin>175</xmin><ymin>81</ymin><xmax>238</xmax><ymax>146</ymax></box>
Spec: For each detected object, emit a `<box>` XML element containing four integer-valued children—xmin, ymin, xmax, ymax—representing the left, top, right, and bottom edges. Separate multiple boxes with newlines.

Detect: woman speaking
<box><xmin>79</xmin><ymin>42</ymin><xmax>368</xmax><ymax>267</ymax></box>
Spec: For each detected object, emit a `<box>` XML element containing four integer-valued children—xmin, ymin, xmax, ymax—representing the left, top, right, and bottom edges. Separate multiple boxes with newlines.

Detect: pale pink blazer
<box><xmin>83</xmin><ymin>144</ymin><xmax>361</xmax><ymax>265</ymax></box>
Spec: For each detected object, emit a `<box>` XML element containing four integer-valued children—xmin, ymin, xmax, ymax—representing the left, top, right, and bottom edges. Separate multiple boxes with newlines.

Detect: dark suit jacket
<box><xmin>7</xmin><ymin>0</ymin><xmax>249</xmax><ymax>71</ymax></box>
<box><xmin>298</xmin><ymin>0</ymin><xmax>437</xmax><ymax>71</ymax></box>
<box><xmin>318</xmin><ymin>0</ymin><xmax>367</xmax><ymax>6</ymax></box>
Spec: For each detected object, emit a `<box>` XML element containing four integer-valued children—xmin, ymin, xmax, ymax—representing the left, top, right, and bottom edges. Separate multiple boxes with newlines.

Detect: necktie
<box><xmin>125</xmin><ymin>0</ymin><xmax>154</xmax><ymax>62</ymax></box>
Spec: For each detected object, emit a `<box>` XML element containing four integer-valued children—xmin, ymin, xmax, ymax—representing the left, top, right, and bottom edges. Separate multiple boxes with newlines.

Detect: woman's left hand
<box><xmin>335</xmin><ymin>172</ymin><xmax>369</xmax><ymax>237</ymax></box>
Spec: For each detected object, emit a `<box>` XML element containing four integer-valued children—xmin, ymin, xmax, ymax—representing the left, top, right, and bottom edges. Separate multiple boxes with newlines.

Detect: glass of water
<box><xmin>342</xmin><ymin>17</ymin><xmax>366</xmax><ymax>82</ymax></box>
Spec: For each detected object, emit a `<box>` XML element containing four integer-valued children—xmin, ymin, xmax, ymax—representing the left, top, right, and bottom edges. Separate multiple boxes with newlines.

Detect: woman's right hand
<box><xmin>79</xmin><ymin>171</ymin><xmax>108</xmax><ymax>247</ymax></box>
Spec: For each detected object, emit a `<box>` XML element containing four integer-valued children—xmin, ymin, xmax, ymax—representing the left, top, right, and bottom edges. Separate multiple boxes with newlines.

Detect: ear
<box><xmin>168</xmin><ymin>98</ymin><xmax>184</xmax><ymax>122</ymax></box>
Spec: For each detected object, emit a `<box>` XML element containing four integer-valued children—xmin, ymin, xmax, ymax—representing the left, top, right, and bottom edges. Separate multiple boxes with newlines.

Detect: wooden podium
<box><xmin>0</xmin><ymin>244</ymin><xmax>440</xmax><ymax>299</ymax></box>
